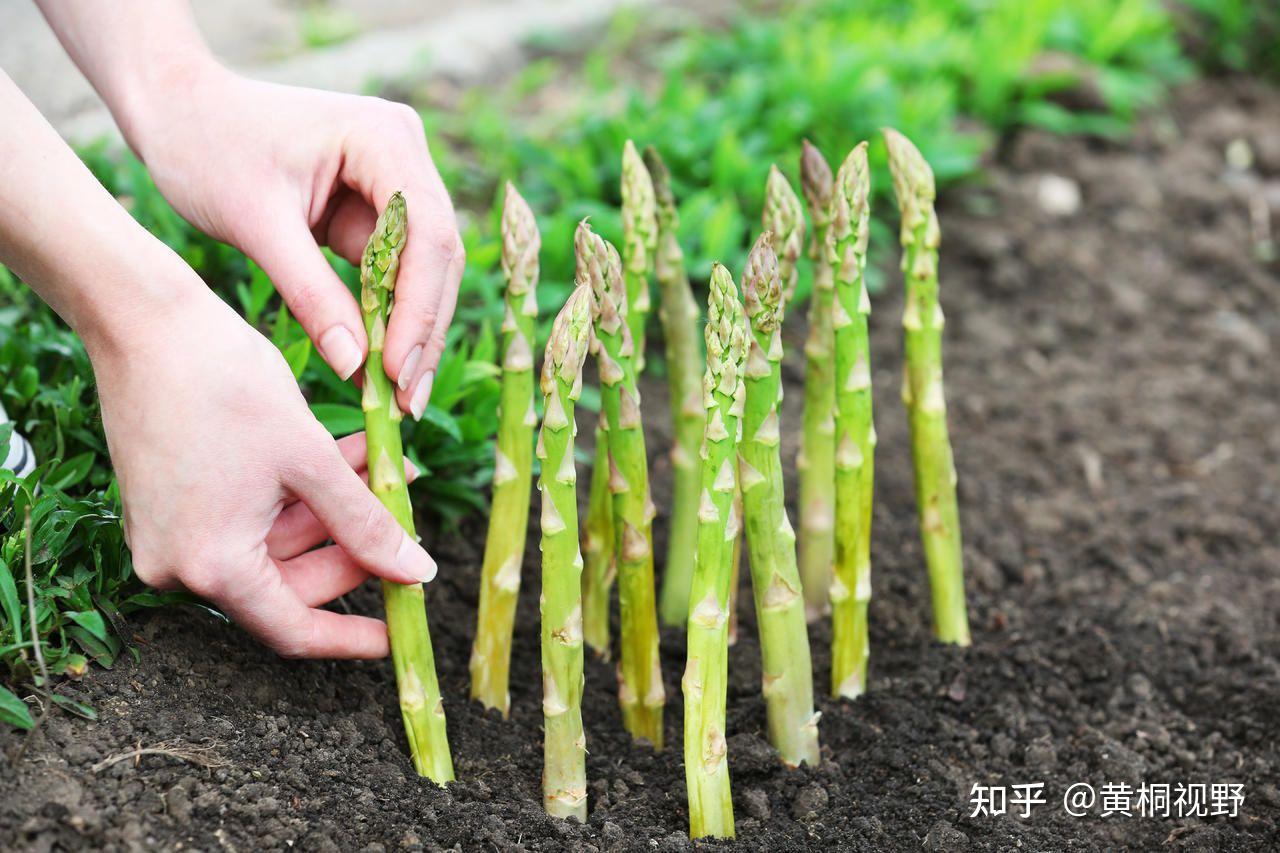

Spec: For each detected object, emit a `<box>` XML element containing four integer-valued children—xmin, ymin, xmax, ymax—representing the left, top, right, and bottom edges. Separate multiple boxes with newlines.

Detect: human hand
<box><xmin>93</xmin><ymin>277</ymin><xmax>438</xmax><ymax>659</ymax></box>
<box><xmin>124</xmin><ymin>67</ymin><xmax>463</xmax><ymax>419</ymax></box>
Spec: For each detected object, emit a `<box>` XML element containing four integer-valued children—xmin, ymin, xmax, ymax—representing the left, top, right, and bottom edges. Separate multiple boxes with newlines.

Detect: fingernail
<box><xmin>396</xmin><ymin>532</ymin><xmax>437</xmax><ymax>583</ymax></box>
<box><xmin>319</xmin><ymin>326</ymin><xmax>363</xmax><ymax>381</ymax></box>
<box><xmin>398</xmin><ymin>345</ymin><xmax>423</xmax><ymax>391</ymax></box>
<box><xmin>410</xmin><ymin>370</ymin><xmax>435</xmax><ymax>421</ymax></box>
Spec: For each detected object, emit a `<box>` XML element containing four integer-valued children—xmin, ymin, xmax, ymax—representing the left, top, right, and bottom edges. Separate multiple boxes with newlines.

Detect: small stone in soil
<box><xmin>740</xmin><ymin>788</ymin><xmax>770</xmax><ymax>820</ymax></box>
<box><xmin>923</xmin><ymin>820</ymin><xmax>969</xmax><ymax>852</ymax></box>
<box><xmin>791</xmin><ymin>784</ymin><xmax>829</xmax><ymax>820</ymax></box>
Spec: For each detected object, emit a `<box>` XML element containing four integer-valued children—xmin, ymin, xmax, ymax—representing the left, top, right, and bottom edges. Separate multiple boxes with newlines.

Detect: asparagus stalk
<box><xmin>538</xmin><ymin>284</ymin><xmax>594</xmax><ymax>821</ymax></box>
<box><xmin>583</xmin><ymin>142</ymin><xmax>655</xmax><ymax>655</ymax></box>
<box><xmin>360</xmin><ymin>192</ymin><xmax>454</xmax><ymax>784</ymax></box>
<box><xmin>471</xmin><ymin>182</ymin><xmax>540</xmax><ymax>716</ymax></box>
<box><xmin>622</xmin><ymin>140</ymin><xmax>658</xmax><ymax>373</ymax></box>
<box><xmin>581</xmin><ymin>431</ymin><xmax>614</xmax><ymax>658</ymax></box>
<box><xmin>739</xmin><ymin>232</ymin><xmax>820</xmax><ymax>764</ymax></box>
<box><xmin>577</xmin><ymin>220</ymin><xmax>666</xmax><ymax>747</ymax></box>
<box><xmin>643</xmin><ymin>146</ymin><xmax>705</xmax><ymax>629</ymax></box>
<box><xmin>884</xmin><ymin>129</ymin><xmax>971</xmax><ymax>647</ymax></box>
<box><xmin>767</xmin><ymin>156</ymin><xmax>826</xmax><ymax>621</ymax></box>
<box><xmin>683</xmin><ymin>263</ymin><xmax>747</xmax><ymax>840</ymax></box>
<box><xmin>828</xmin><ymin>144</ymin><xmax>877</xmax><ymax>698</ymax></box>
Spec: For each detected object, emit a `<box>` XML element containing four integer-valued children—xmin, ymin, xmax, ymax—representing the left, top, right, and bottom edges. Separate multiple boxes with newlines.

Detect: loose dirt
<box><xmin>3</xmin><ymin>78</ymin><xmax>1279</xmax><ymax>851</ymax></box>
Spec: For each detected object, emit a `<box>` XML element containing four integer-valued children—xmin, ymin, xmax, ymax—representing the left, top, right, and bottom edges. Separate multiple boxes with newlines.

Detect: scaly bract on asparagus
<box><xmin>643</xmin><ymin>146</ymin><xmax>705</xmax><ymax>629</ymax></box>
<box><xmin>885</xmin><ymin>128</ymin><xmax>971</xmax><ymax>647</ymax></box>
<box><xmin>538</xmin><ymin>285</ymin><xmax>594</xmax><ymax>821</ymax></box>
<box><xmin>739</xmin><ymin>233</ymin><xmax>820</xmax><ymax>764</ymax></box>
<box><xmin>360</xmin><ymin>192</ymin><xmax>454</xmax><ymax>784</ymax></box>
<box><xmin>828</xmin><ymin>144</ymin><xmax>877</xmax><ymax>698</ymax></box>
<box><xmin>471</xmin><ymin>182</ymin><xmax>539</xmax><ymax>716</ymax></box>
<box><xmin>683</xmin><ymin>263</ymin><xmax>747</xmax><ymax>839</ymax></box>
<box><xmin>622</xmin><ymin>140</ymin><xmax>658</xmax><ymax>373</ymax></box>
<box><xmin>577</xmin><ymin>220</ymin><xmax>666</xmax><ymax>747</ymax></box>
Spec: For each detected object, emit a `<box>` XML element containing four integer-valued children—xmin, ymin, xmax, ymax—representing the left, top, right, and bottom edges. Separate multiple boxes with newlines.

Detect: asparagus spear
<box><xmin>683</xmin><ymin>262</ymin><xmax>747</xmax><ymax>840</ymax></box>
<box><xmin>642</xmin><ymin>146</ymin><xmax>705</xmax><ymax>629</ymax></box>
<box><xmin>581</xmin><ymin>431</ymin><xmax>614</xmax><ymax>658</ymax></box>
<box><xmin>584</xmin><ymin>143</ymin><xmax>656</xmax><ymax>658</ymax></box>
<box><xmin>360</xmin><ymin>192</ymin><xmax>454</xmax><ymax>784</ymax></box>
<box><xmin>471</xmin><ymin>182</ymin><xmax>540</xmax><ymax>716</ymax></box>
<box><xmin>828</xmin><ymin>144</ymin><xmax>877</xmax><ymax>698</ymax></box>
<box><xmin>622</xmin><ymin>140</ymin><xmax>658</xmax><ymax>373</ymax></box>
<box><xmin>764</xmin><ymin>165</ymin><xmax>805</xmax><ymax>303</ymax></box>
<box><xmin>884</xmin><ymin>129</ymin><xmax>971</xmax><ymax>647</ymax></box>
<box><xmin>796</xmin><ymin>145</ymin><xmax>840</xmax><ymax>624</ymax></box>
<box><xmin>739</xmin><ymin>232</ymin><xmax>820</xmax><ymax>764</ymax></box>
<box><xmin>538</xmin><ymin>284</ymin><xmax>594</xmax><ymax>821</ymax></box>
<box><xmin>577</xmin><ymin>220</ymin><xmax>666</xmax><ymax>747</ymax></box>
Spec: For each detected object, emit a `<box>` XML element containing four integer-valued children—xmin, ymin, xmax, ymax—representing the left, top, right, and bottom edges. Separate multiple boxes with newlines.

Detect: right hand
<box><xmin>93</xmin><ymin>277</ymin><xmax>437</xmax><ymax>659</ymax></box>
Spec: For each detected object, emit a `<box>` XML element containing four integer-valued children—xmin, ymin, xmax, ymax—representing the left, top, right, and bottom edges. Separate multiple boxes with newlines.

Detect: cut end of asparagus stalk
<box><xmin>742</xmin><ymin>231</ymin><xmax>783</xmax><ymax>334</ymax></box>
<box><xmin>761</xmin><ymin>167</ymin><xmax>805</xmax><ymax>300</ymax></box>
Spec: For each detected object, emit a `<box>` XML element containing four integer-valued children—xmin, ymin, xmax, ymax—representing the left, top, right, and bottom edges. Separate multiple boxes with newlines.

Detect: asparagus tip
<box><xmin>799</xmin><ymin>141</ymin><xmax>834</xmax><ymax>224</ymax></box>
<box><xmin>883</xmin><ymin>128</ymin><xmax>936</xmax><ymax>205</ymax></box>
<box><xmin>742</xmin><ymin>232</ymin><xmax>782</xmax><ymax>333</ymax></box>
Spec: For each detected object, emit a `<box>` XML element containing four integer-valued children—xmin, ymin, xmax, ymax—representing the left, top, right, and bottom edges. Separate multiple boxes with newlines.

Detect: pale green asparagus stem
<box><xmin>828</xmin><ymin>144</ymin><xmax>877</xmax><ymax>698</ymax></box>
<box><xmin>581</xmin><ymin>429</ymin><xmax>614</xmax><ymax>658</ymax></box>
<box><xmin>578</xmin><ymin>220</ymin><xmax>666</xmax><ymax>747</ymax></box>
<box><xmin>884</xmin><ymin>129</ymin><xmax>971</xmax><ymax>646</ymax></box>
<box><xmin>683</xmin><ymin>263</ymin><xmax>746</xmax><ymax>839</ymax></box>
<box><xmin>471</xmin><ymin>182</ymin><xmax>539</xmax><ymax>716</ymax></box>
<box><xmin>773</xmin><ymin>153</ymin><xmax>830</xmax><ymax>621</ymax></box>
<box><xmin>739</xmin><ymin>232</ymin><xmax>820</xmax><ymax>764</ymax></box>
<box><xmin>360</xmin><ymin>192</ymin><xmax>454</xmax><ymax>784</ymax></box>
<box><xmin>643</xmin><ymin>146</ymin><xmax>705</xmax><ymax>629</ymax></box>
<box><xmin>622</xmin><ymin>140</ymin><xmax>658</xmax><ymax>373</ymax></box>
<box><xmin>538</xmin><ymin>285</ymin><xmax>594</xmax><ymax>821</ymax></box>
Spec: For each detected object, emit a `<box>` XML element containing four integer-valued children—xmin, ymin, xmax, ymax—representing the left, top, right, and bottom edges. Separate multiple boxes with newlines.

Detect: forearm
<box><xmin>0</xmin><ymin>71</ymin><xmax>194</xmax><ymax>359</ymax></box>
<box><xmin>35</xmin><ymin>0</ymin><xmax>223</xmax><ymax>154</ymax></box>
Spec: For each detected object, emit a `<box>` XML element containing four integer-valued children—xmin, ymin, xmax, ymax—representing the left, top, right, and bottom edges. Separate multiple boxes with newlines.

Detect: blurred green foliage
<box><xmin>1177</xmin><ymin>0</ymin><xmax>1280</xmax><ymax>78</ymax></box>
<box><xmin>0</xmin><ymin>0</ymin><xmax>1257</xmax><ymax>718</ymax></box>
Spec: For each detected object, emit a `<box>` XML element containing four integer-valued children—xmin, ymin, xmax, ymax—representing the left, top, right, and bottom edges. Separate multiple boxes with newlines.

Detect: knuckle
<box><xmin>425</xmin><ymin>223</ymin><xmax>461</xmax><ymax>260</ymax></box>
<box><xmin>130</xmin><ymin>549</ymin><xmax>171</xmax><ymax>590</ymax></box>
<box><xmin>386</xmin><ymin>101</ymin><xmax>423</xmax><ymax>135</ymax></box>
<box><xmin>354</xmin><ymin>502</ymin><xmax>400</xmax><ymax>558</ymax></box>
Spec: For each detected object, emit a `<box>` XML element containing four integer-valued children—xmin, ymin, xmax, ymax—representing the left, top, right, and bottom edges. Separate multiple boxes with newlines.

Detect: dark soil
<box><xmin>5</xmin><ymin>78</ymin><xmax>1280</xmax><ymax>852</ymax></box>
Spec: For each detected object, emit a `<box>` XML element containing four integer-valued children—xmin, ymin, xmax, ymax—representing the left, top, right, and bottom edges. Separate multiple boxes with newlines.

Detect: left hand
<box><xmin>126</xmin><ymin>67</ymin><xmax>464</xmax><ymax>419</ymax></box>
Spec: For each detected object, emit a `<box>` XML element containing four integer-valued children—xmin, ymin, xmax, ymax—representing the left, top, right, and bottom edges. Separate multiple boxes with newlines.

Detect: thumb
<box><xmin>251</xmin><ymin>214</ymin><xmax>368</xmax><ymax>381</ymax></box>
<box><xmin>288</xmin><ymin>440</ymin><xmax>438</xmax><ymax>587</ymax></box>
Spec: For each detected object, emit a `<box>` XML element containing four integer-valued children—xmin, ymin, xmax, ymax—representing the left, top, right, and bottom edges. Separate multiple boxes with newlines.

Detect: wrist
<box><xmin>105</xmin><ymin>45</ymin><xmax>231</xmax><ymax>159</ymax></box>
<box><xmin>74</xmin><ymin>237</ymin><xmax>210</xmax><ymax>366</ymax></box>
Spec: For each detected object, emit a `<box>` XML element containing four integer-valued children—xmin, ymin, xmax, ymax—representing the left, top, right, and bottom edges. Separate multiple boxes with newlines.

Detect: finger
<box><xmin>193</xmin><ymin>550</ymin><xmax>388</xmax><ymax>659</ymax></box>
<box><xmin>280</xmin><ymin>545</ymin><xmax>372</xmax><ymax>607</ymax></box>
<box><xmin>340</xmin><ymin>102</ymin><xmax>460</xmax><ymax>403</ymax></box>
<box><xmin>399</xmin><ymin>237</ymin><xmax>463</xmax><ymax>421</ymax></box>
<box><xmin>269</xmin><ymin>452</ymin><xmax>420</xmax><ymax>560</ymax></box>
<box><xmin>288</xmin><ymin>440</ymin><xmax>438</xmax><ymax>586</ymax></box>
<box><xmin>250</xmin><ymin>209</ymin><xmax>368</xmax><ymax>381</ymax></box>
<box><xmin>323</xmin><ymin>192</ymin><xmax>379</xmax><ymax>266</ymax></box>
